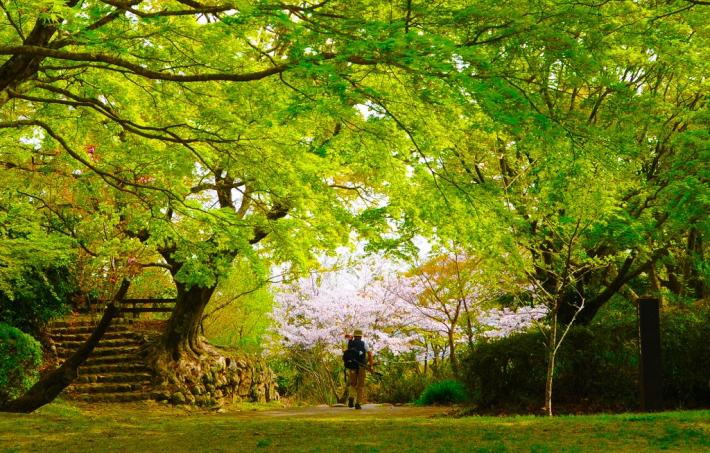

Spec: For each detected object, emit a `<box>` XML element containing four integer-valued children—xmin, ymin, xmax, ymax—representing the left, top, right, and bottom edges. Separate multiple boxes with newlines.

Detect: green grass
<box><xmin>0</xmin><ymin>401</ymin><xmax>708</xmax><ymax>452</ymax></box>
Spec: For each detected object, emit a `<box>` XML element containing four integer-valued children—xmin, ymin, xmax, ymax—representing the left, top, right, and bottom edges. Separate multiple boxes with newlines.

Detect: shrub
<box><xmin>269</xmin><ymin>344</ymin><xmax>344</xmax><ymax>404</ymax></box>
<box><xmin>0</xmin><ymin>265</ymin><xmax>74</xmax><ymax>334</ymax></box>
<box><xmin>460</xmin><ymin>331</ymin><xmax>548</xmax><ymax>411</ymax></box>
<box><xmin>0</xmin><ymin>322</ymin><xmax>43</xmax><ymax>406</ymax></box>
<box><xmin>552</xmin><ymin>322</ymin><xmax>639</xmax><ymax>410</ymax></box>
<box><xmin>415</xmin><ymin>379</ymin><xmax>468</xmax><ymax>406</ymax></box>
<box><xmin>659</xmin><ymin>308</ymin><xmax>710</xmax><ymax>408</ymax></box>
<box><xmin>368</xmin><ymin>352</ymin><xmax>433</xmax><ymax>404</ymax></box>
<box><xmin>459</xmin><ymin>306</ymin><xmax>710</xmax><ymax>413</ymax></box>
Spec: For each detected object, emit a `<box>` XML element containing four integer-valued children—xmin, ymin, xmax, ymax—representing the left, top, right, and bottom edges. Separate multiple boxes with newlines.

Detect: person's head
<box><xmin>353</xmin><ymin>329</ymin><xmax>363</xmax><ymax>338</ymax></box>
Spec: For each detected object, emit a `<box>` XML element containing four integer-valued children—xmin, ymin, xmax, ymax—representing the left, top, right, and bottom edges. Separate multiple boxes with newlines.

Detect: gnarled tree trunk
<box><xmin>161</xmin><ymin>283</ymin><xmax>216</xmax><ymax>360</ymax></box>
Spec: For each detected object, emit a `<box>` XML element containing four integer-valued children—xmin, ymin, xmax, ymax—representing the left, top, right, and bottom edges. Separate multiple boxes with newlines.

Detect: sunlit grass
<box><xmin>1</xmin><ymin>400</ymin><xmax>708</xmax><ymax>452</ymax></box>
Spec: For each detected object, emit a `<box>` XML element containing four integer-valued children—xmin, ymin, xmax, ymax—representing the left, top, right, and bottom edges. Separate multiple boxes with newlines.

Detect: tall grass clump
<box><xmin>415</xmin><ymin>379</ymin><xmax>468</xmax><ymax>406</ymax></box>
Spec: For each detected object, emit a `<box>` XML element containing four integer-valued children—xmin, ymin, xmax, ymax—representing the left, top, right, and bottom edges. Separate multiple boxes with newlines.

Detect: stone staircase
<box><xmin>47</xmin><ymin>319</ymin><xmax>155</xmax><ymax>403</ymax></box>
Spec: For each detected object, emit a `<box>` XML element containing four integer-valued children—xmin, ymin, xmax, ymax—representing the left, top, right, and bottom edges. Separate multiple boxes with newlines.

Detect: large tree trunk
<box><xmin>557</xmin><ymin>289</ymin><xmax>588</xmax><ymax>325</ymax></box>
<box><xmin>143</xmin><ymin>201</ymin><xmax>289</xmax><ymax>404</ymax></box>
<box><xmin>161</xmin><ymin>283</ymin><xmax>216</xmax><ymax>360</ymax></box>
<box><xmin>151</xmin><ymin>196</ymin><xmax>289</xmax><ymax>362</ymax></box>
<box><xmin>143</xmin><ymin>279</ymin><xmax>281</xmax><ymax>407</ymax></box>
<box><xmin>557</xmin><ymin>252</ymin><xmax>662</xmax><ymax>326</ymax></box>
<box><xmin>0</xmin><ymin>25</ymin><xmax>55</xmax><ymax>92</ymax></box>
<box><xmin>0</xmin><ymin>280</ymin><xmax>129</xmax><ymax>413</ymax></box>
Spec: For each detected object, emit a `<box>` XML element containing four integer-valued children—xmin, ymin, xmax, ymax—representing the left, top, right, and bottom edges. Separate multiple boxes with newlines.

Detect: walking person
<box><xmin>342</xmin><ymin>329</ymin><xmax>373</xmax><ymax>410</ymax></box>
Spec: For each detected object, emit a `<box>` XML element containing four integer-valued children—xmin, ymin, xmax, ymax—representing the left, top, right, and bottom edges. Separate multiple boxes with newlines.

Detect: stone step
<box><xmin>58</xmin><ymin>338</ymin><xmax>141</xmax><ymax>350</ymax></box>
<box><xmin>69</xmin><ymin>391</ymin><xmax>154</xmax><ymax>403</ymax></box>
<box><xmin>57</xmin><ymin>346</ymin><xmax>140</xmax><ymax>359</ymax></box>
<box><xmin>48</xmin><ymin>318</ymin><xmax>131</xmax><ymax>328</ymax></box>
<box><xmin>77</xmin><ymin>354</ymin><xmax>142</xmax><ymax>366</ymax></box>
<box><xmin>79</xmin><ymin>363</ymin><xmax>150</xmax><ymax>375</ymax></box>
<box><xmin>76</xmin><ymin>372</ymin><xmax>152</xmax><ymax>384</ymax></box>
<box><xmin>48</xmin><ymin>317</ymin><xmax>162</xmax><ymax>404</ymax></box>
<box><xmin>67</xmin><ymin>382</ymin><xmax>147</xmax><ymax>394</ymax></box>
<box><xmin>50</xmin><ymin>331</ymin><xmax>142</xmax><ymax>343</ymax></box>
<box><xmin>47</xmin><ymin>325</ymin><xmax>134</xmax><ymax>336</ymax></box>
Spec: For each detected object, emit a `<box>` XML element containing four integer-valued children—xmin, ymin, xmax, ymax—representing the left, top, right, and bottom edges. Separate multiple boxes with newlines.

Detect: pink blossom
<box><xmin>273</xmin><ymin>255</ymin><xmax>548</xmax><ymax>361</ymax></box>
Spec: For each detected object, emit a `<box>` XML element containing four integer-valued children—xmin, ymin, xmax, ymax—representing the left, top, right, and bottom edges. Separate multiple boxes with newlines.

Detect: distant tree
<box><xmin>394</xmin><ymin>251</ymin><xmax>484</xmax><ymax>373</ymax></box>
<box><xmin>392</xmin><ymin>248</ymin><xmax>544</xmax><ymax>373</ymax></box>
<box><xmin>274</xmin><ymin>264</ymin><xmax>419</xmax><ymax>355</ymax></box>
<box><xmin>201</xmin><ymin>259</ymin><xmax>275</xmax><ymax>352</ymax></box>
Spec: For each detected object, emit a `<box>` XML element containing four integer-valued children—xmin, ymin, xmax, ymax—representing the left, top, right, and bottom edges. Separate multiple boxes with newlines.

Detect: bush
<box><xmin>0</xmin><ymin>265</ymin><xmax>74</xmax><ymax>334</ymax></box>
<box><xmin>461</xmin><ymin>331</ymin><xmax>549</xmax><ymax>411</ymax></box>
<box><xmin>659</xmin><ymin>308</ymin><xmax>710</xmax><ymax>408</ymax></box>
<box><xmin>459</xmin><ymin>306</ymin><xmax>710</xmax><ymax>413</ymax></box>
<box><xmin>269</xmin><ymin>344</ymin><xmax>344</xmax><ymax>404</ymax></box>
<box><xmin>416</xmin><ymin>379</ymin><xmax>468</xmax><ymax>406</ymax></box>
<box><xmin>368</xmin><ymin>351</ymin><xmax>434</xmax><ymax>404</ymax></box>
<box><xmin>0</xmin><ymin>322</ymin><xmax>43</xmax><ymax>406</ymax></box>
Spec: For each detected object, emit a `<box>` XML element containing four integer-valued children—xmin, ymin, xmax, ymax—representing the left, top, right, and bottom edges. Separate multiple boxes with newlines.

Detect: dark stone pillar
<box><xmin>637</xmin><ymin>296</ymin><xmax>662</xmax><ymax>411</ymax></box>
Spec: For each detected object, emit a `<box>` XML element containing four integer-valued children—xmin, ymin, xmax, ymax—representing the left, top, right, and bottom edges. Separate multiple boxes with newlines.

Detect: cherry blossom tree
<box><xmin>388</xmin><ymin>250</ymin><xmax>525</xmax><ymax>372</ymax></box>
<box><xmin>478</xmin><ymin>306</ymin><xmax>548</xmax><ymax>339</ymax></box>
<box><xmin>273</xmin><ymin>251</ymin><xmax>547</xmax><ymax>382</ymax></box>
<box><xmin>273</xmin><ymin>264</ymin><xmax>418</xmax><ymax>355</ymax></box>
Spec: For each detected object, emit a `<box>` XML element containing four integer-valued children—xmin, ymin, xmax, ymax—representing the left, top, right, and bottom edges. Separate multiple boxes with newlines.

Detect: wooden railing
<box><xmin>121</xmin><ymin>298</ymin><xmax>176</xmax><ymax>318</ymax></box>
<box><xmin>86</xmin><ymin>298</ymin><xmax>176</xmax><ymax>318</ymax></box>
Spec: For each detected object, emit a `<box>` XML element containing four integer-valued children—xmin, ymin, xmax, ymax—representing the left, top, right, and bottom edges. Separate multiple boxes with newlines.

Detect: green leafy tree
<box><xmin>1</xmin><ymin>0</ymin><xmax>707</xmax><ymax>413</ymax></box>
<box><xmin>0</xmin><ymin>186</ymin><xmax>76</xmax><ymax>333</ymax></box>
<box><xmin>0</xmin><ymin>0</ymin><xmax>438</xmax><ymax>410</ymax></box>
<box><xmin>372</xmin><ymin>0</ymin><xmax>710</xmax><ymax>325</ymax></box>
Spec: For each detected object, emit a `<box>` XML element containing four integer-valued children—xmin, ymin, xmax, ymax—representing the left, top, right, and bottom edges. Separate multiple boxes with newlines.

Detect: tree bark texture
<box><xmin>161</xmin><ymin>283</ymin><xmax>216</xmax><ymax>360</ymax></box>
<box><xmin>0</xmin><ymin>0</ymin><xmax>84</xmax><ymax>93</ymax></box>
<box><xmin>0</xmin><ymin>22</ymin><xmax>56</xmax><ymax>92</ymax></box>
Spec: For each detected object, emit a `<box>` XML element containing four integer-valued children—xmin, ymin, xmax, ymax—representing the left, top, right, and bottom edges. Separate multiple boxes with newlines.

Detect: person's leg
<box><xmin>347</xmin><ymin>370</ymin><xmax>356</xmax><ymax>407</ymax></box>
<box><xmin>355</xmin><ymin>368</ymin><xmax>366</xmax><ymax>409</ymax></box>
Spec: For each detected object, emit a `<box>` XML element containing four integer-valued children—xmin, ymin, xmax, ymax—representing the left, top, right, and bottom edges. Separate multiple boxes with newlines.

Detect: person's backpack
<box><xmin>343</xmin><ymin>339</ymin><xmax>367</xmax><ymax>370</ymax></box>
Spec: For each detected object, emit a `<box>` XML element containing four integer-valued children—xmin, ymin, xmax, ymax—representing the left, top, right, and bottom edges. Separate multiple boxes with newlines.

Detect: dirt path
<box><xmin>226</xmin><ymin>404</ymin><xmax>452</xmax><ymax>419</ymax></box>
<box><xmin>65</xmin><ymin>401</ymin><xmax>453</xmax><ymax>419</ymax></box>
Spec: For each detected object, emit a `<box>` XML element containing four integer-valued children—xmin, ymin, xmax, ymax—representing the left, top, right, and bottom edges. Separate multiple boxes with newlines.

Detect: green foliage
<box><xmin>203</xmin><ymin>263</ymin><xmax>274</xmax><ymax>353</ymax></box>
<box><xmin>0</xmin><ymin>0</ymin><xmax>708</xmax><ymax>367</ymax></box>
<box><xmin>369</xmin><ymin>352</ymin><xmax>432</xmax><ymax>404</ymax></box>
<box><xmin>415</xmin><ymin>379</ymin><xmax>468</xmax><ymax>406</ymax></box>
<box><xmin>0</xmin><ymin>193</ymin><xmax>76</xmax><ymax>333</ymax></box>
<box><xmin>460</xmin><ymin>307</ymin><xmax>710</xmax><ymax>413</ymax></box>
<box><xmin>660</xmin><ymin>306</ymin><xmax>710</xmax><ymax>408</ymax></box>
<box><xmin>0</xmin><ymin>265</ymin><xmax>74</xmax><ymax>334</ymax></box>
<box><xmin>269</xmin><ymin>344</ymin><xmax>343</xmax><ymax>404</ymax></box>
<box><xmin>0</xmin><ymin>322</ymin><xmax>42</xmax><ymax>406</ymax></box>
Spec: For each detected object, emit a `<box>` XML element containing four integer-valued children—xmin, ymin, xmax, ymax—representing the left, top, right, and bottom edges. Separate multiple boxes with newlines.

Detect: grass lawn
<box><xmin>0</xmin><ymin>400</ymin><xmax>708</xmax><ymax>452</ymax></box>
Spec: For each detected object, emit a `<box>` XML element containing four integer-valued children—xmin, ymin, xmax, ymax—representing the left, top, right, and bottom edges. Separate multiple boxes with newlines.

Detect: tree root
<box><xmin>142</xmin><ymin>336</ymin><xmax>279</xmax><ymax>407</ymax></box>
